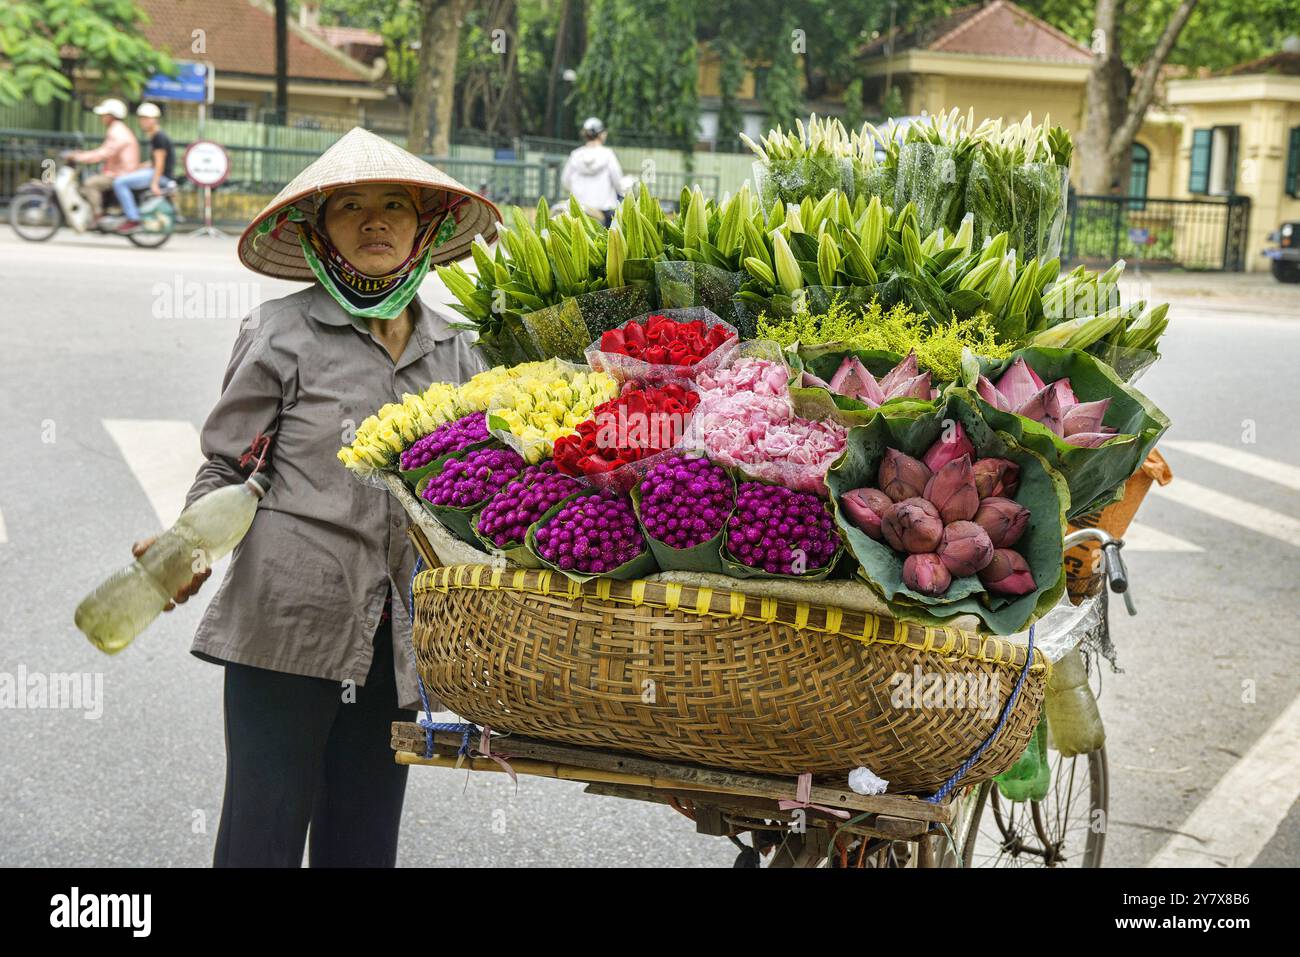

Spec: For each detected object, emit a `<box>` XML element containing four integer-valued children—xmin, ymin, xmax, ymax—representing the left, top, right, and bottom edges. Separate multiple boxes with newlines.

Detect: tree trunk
<box><xmin>1079</xmin><ymin>0</ymin><xmax>1200</xmax><ymax>195</ymax></box>
<box><xmin>274</xmin><ymin>0</ymin><xmax>289</xmax><ymax>124</ymax></box>
<box><xmin>408</xmin><ymin>0</ymin><xmax>465</xmax><ymax>156</ymax></box>
<box><xmin>544</xmin><ymin>0</ymin><xmax>573</xmax><ymax>138</ymax></box>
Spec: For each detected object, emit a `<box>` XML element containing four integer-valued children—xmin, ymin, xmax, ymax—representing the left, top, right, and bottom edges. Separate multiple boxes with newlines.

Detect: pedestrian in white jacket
<box><xmin>561</xmin><ymin>117</ymin><xmax>624</xmax><ymax>225</ymax></box>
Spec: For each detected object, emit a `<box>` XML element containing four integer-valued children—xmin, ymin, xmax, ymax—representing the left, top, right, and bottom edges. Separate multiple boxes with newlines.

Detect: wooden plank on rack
<box><xmin>391</xmin><ymin>722</ymin><xmax>953</xmax><ymax>824</ymax></box>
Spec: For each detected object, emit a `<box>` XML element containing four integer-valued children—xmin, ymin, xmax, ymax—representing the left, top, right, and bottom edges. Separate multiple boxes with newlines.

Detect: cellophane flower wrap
<box><xmin>654</xmin><ymin>260</ymin><xmax>753</xmax><ymax>339</ymax></box>
<box><xmin>552</xmin><ymin>380</ymin><xmax>700</xmax><ymax>493</ymax></box>
<box><xmin>686</xmin><ymin>343</ymin><xmax>848</xmax><ymax>496</ymax></box>
<box><xmin>481</xmin><ymin>360</ymin><xmax>619</xmax><ymax>465</ymax></box>
<box><xmin>961</xmin><ymin>347</ymin><xmax>1169</xmax><ymax>517</ymax></box>
<box><xmin>585</xmin><ymin>307</ymin><xmax>738</xmax><ymax>386</ymax></box>
<box><xmin>825</xmin><ymin>394</ymin><xmax>1068</xmax><ymax>635</ymax></box>
<box><xmin>520</xmin><ymin>284</ymin><xmax>652</xmax><ymax>362</ymax></box>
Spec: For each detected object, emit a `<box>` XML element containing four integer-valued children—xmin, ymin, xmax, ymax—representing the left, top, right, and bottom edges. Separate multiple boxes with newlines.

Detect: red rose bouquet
<box><xmin>586</xmin><ymin>308</ymin><xmax>737</xmax><ymax>384</ymax></box>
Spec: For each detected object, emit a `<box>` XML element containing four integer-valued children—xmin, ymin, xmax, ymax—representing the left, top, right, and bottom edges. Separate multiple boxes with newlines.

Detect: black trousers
<box><xmin>212</xmin><ymin>619</ymin><xmax>417</xmax><ymax>867</ymax></box>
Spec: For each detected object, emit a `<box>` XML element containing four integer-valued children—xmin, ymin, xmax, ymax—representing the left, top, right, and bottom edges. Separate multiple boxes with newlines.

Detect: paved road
<box><xmin>1</xmin><ymin>230</ymin><xmax>1296</xmax><ymax>868</ymax></box>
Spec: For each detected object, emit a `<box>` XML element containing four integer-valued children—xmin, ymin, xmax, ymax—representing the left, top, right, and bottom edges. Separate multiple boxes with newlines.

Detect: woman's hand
<box><xmin>131</xmin><ymin>536</ymin><xmax>212</xmax><ymax>611</ymax></box>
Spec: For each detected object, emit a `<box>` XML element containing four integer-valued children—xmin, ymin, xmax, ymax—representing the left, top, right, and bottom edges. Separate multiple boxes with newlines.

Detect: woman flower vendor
<box><xmin>127</xmin><ymin>128</ymin><xmax>500</xmax><ymax>867</ymax></box>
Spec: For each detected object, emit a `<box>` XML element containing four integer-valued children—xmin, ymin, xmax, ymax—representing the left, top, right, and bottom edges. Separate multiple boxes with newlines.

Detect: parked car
<box><xmin>1262</xmin><ymin>221</ymin><xmax>1300</xmax><ymax>282</ymax></box>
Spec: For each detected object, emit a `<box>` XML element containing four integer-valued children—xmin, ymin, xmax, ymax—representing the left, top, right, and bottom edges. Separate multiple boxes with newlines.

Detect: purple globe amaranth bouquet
<box><xmin>532</xmin><ymin>488</ymin><xmax>653</xmax><ymax>578</ymax></box>
<box><xmin>400</xmin><ymin>412</ymin><xmax>490</xmax><ymax>471</ymax></box>
<box><xmin>476</xmin><ymin>462</ymin><xmax>583</xmax><ymax>548</ymax></box>
<box><xmin>421</xmin><ymin>446</ymin><xmax>525</xmax><ymax>510</ymax></box>
<box><xmin>637</xmin><ymin>456</ymin><xmax>735</xmax><ymax>550</ymax></box>
<box><xmin>724</xmin><ymin>481</ymin><xmax>841</xmax><ymax>578</ymax></box>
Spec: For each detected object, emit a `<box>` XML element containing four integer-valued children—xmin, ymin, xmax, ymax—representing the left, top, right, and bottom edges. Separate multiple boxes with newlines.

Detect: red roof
<box><xmin>860</xmin><ymin>1</ymin><xmax>1092</xmax><ymax>64</ymax></box>
<box><xmin>1222</xmin><ymin>51</ymin><xmax>1300</xmax><ymax>77</ymax></box>
<box><xmin>134</xmin><ymin>0</ymin><xmax>375</xmax><ymax>83</ymax></box>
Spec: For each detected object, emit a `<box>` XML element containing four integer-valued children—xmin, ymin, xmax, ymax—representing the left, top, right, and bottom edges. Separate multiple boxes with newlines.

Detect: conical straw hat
<box><xmin>238</xmin><ymin>127</ymin><xmax>501</xmax><ymax>280</ymax></box>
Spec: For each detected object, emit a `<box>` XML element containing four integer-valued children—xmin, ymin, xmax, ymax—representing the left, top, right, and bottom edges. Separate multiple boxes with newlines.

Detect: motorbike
<box><xmin>1262</xmin><ymin>220</ymin><xmax>1300</xmax><ymax>283</ymax></box>
<box><xmin>8</xmin><ymin>154</ymin><xmax>178</xmax><ymax>248</ymax></box>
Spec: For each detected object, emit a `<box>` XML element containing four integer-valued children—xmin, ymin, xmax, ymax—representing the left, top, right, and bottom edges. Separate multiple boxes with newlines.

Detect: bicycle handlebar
<box><xmin>1062</xmin><ymin>527</ymin><xmax>1137</xmax><ymax>616</ymax></box>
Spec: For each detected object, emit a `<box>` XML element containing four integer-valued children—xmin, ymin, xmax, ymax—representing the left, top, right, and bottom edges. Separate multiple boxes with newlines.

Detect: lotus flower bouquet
<box><xmin>801</xmin><ymin>349</ymin><xmax>940</xmax><ymax>409</ymax></box>
<box><xmin>826</xmin><ymin>395</ymin><xmax>1067</xmax><ymax>634</ymax></box>
<box><xmin>959</xmin><ymin>347</ymin><xmax>1169</xmax><ymax>517</ymax></box>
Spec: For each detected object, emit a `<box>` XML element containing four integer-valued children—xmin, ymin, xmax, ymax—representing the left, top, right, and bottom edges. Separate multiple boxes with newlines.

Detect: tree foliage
<box><xmin>0</xmin><ymin>0</ymin><xmax>174</xmax><ymax>107</ymax></box>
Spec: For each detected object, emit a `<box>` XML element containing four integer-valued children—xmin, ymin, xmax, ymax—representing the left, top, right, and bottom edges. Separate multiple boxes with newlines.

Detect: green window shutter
<box><xmin>1188</xmin><ymin>129</ymin><xmax>1212</xmax><ymax>194</ymax></box>
<box><xmin>1287</xmin><ymin>127</ymin><xmax>1300</xmax><ymax>199</ymax></box>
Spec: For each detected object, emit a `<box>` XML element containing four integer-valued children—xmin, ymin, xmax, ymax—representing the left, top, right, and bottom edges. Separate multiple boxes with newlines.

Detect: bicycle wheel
<box><xmin>957</xmin><ymin>745</ymin><xmax>1107</xmax><ymax>867</ymax></box>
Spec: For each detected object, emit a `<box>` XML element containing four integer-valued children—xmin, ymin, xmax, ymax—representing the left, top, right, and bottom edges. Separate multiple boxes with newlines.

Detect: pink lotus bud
<box><xmin>1063</xmin><ymin>431</ymin><xmax>1118</xmax><ymax>448</ymax></box>
<box><xmin>829</xmin><ymin>356</ymin><xmax>884</xmax><ymax>405</ymax></box>
<box><xmin>1015</xmin><ymin>381</ymin><xmax>1067</xmax><ymax>436</ymax></box>
<box><xmin>922</xmin><ymin>421</ymin><xmax>976</xmax><ymax>472</ymax></box>
<box><xmin>972</xmin><ymin>496</ymin><xmax>1031</xmax><ymax>548</ymax></box>
<box><xmin>881</xmin><ymin>497</ymin><xmax>944</xmax><ymax>554</ymax></box>
<box><xmin>878</xmin><ymin>447</ymin><xmax>932</xmax><ymax>503</ymax></box>
<box><xmin>801</xmin><ymin>370</ymin><xmax>833</xmax><ymax>390</ymax></box>
<box><xmin>994</xmin><ymin>357</ymin><xmax>1046</xmax><ymax>410</ymax></box>
<box><xmin>879</xmin><ymin>350</ymin><xmax>919</xmax><ymax>395</ymax></box>
<box><xmin>938</xmin><ymin>520</ymin><xmax>995</xmax><ymax>577</ymax></box>
<box><xmin>886</xmin><ymin>371</ymin><xmax>933</xmax><ymax>402</ymax></box>
<box><xmin>1056</xmin><ymin>377</ymin><xmax>1078</xmax><ymax>406</ymax></box>
<box><xmin>1062</xmin><ymin>398</ymin><xmax>1111</xmax><ymax>436</ymax></box>
<box><xmin>903</xmin><ymin>552</ymin><xmax>951</xmax><ymax>597</ymax></box>
<box><xmin>976</xmin><ymin>375</ymin><xmax>1011</xmax><ymax>412</ymax></box>
<box><xmin>971</xmin><ymin>457</ymin><xmax>1020</xmax><ymax>499</ymax></box>
<box><xmin>923</xmin><ymin>454</ymin><xmax>979</xmax><ymax>523</ymax></box>
<box><xmin>979</xmin><ymin>548</ymin><xmax>1037</xmax><ymax>596</ymax></box>
<box><xmin>841</xmin><ymin>487</ymin><xmax>893</xmax><ymax>540</ymax></box>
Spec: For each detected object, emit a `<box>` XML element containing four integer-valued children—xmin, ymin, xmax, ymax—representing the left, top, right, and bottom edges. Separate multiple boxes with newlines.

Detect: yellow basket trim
<box><xmin>415</xmin><ymin>564</ymin><xmax>1043</xmax><ymax>671</ymax></box>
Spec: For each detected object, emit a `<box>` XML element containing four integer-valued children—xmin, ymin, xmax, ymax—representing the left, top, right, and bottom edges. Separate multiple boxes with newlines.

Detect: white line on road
<box><xmin>1148</xmin><ymin>693</ymin><xmax>1300</xmax><ymax>867</ymax></box>
<box><xmin>1151</xmin><ymin>479</ymin><xmax>1300</xmax><ymax>547</ymax></box>
<box><xmin>1162</xmin><ymin>440</ymin><xmax>1300</xmax><ymax>493</ymax></box>
<box><xmin>1122</xmin><ymin>521</ymin><xmax>1203</xmax><ymax>553</ymax></box>
<box><xmin>102</xmin><ymin>419</ymin><xmax>205</xmax><ymax>526</ymax></box>
<box><xmin>0</xmin><ymin>507</ymin><xmax>7</xmax><ymax>544</ymax></box>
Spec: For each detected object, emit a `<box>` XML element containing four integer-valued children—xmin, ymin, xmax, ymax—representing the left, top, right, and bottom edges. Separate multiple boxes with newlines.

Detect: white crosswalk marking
<box><xmin>1162</xmin><ymin>440</ymin><xmax>1300</xmax><ymax>493</ymax></box>
<box><xmin>1148</xmin><ymin>693</ymin><xmax>1300</xmax><ymax>867</ymax></box>
<box><xmin>1122</xmin><ymin>521</ymin><xmax>1202</xmax><ymax>553</ymax></box>
<box><xmin>1150</xmin><ymin>478</ymin><xmax>1300</xmax><ymax>547</ymax></box>
<box><xmin>102</xmin><ymin>419</ymin><xmax>205</xmax><ymax>526</ymax></box>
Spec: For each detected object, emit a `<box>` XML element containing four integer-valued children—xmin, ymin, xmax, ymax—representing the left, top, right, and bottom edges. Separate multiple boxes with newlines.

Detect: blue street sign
<box><xmin>1128</xmin><ymin>227</ymin><xmax>1149</xmax><ymax>246</ymax></box>
<box><xmin>144</xmin><ymin>62</ymin><xmax>210</xmax><ymax>103</ymax></box>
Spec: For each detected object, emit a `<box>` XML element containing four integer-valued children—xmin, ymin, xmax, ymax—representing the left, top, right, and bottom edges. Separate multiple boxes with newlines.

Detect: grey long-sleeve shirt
<box><xmin>185</xmin><ymin>283</ymin><xmax>485</xmax><ymax>710</ymax></box>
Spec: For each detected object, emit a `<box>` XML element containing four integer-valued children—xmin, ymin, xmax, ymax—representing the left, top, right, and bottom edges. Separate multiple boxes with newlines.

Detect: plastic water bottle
<box><xmin>75</xmin><ymin>474</ymin><xmax>269</xmax><ymax>654</ymax></box>
<box><xmin>1043</xmin><ymin>646</ymin><xmax>1105</xmax><ymax>756</ymax></box>
<box><xmin>995</xmin><ymin>719</ymin><xmax>1051</xmax><ymax>803</ymax></box>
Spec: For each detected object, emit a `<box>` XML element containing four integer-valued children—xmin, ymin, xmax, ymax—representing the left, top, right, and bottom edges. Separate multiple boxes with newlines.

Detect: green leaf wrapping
<box><xmin>825</xmin><ymin>395</ymin><xmax>1068</xmax><ymax>635</ymax></box>
<box><xmin>963</xmin><ymin>347</ymin><xmax>1169</xmax><ymax>517</ymax></box>
<box><xmin>629</xmin><ymin>471</ymin><xmax>733</xmax><ymax>575</ymax></box>
<box><xmin>524</xmin><ymin>487</ymin><xmax>660</xmax><ymax>584</ymax></box>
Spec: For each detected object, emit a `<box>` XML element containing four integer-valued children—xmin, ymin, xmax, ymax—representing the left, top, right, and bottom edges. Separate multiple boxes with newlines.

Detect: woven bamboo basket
<box><xmin>411</xmin><ymin>564</ymin><xmax>1048</xmax><ymax>793</ymax></box>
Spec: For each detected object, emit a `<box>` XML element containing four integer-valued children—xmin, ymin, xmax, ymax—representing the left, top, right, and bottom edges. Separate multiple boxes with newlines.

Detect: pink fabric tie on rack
<box><xmin>778</xmin><ymin>771</ymin><xmax>852</xmax><ymax>820</ymax></box>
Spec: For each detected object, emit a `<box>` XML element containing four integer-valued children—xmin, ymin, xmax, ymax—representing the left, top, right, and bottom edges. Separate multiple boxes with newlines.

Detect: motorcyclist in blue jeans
<box><xmin>112</xmin><ymin>102</ymin><xmax>175</xmax><ymax>234</ymax></box>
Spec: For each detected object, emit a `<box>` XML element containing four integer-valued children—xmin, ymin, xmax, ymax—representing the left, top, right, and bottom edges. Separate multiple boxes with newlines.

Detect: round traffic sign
<box><xmin>184</xmin><ymin>140</ymin><xmax>230</xmax><ymax>188</ymax></box>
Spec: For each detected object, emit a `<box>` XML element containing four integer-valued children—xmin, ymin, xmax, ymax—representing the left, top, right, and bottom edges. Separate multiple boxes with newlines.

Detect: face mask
<box><xmin>297</xmin><ymin>203</ymin><xmax>458</xmax><ymax>320</ymax></box>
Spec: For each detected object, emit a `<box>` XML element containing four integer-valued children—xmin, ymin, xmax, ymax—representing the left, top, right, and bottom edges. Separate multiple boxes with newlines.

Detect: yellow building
<box><xmin>1167</xmin><ymin>48</ymin><xmax>1300</xmax><ymax>270</ymax></box>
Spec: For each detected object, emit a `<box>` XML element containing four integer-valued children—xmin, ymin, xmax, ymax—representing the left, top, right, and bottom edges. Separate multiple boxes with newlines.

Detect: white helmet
<box><xmin>92</xmin><ymin>98</ymin><xmax>128</xmax><ymax>120</ymax></box>
<box><xmin>136</xmin><ymin>102</ymin><xmax>161</xmax><ymax>118</ymax></box>
<box><xmin>581</xmin><ymin>116</ymin><xmax>606</xmax><ymax>138</ymax></box>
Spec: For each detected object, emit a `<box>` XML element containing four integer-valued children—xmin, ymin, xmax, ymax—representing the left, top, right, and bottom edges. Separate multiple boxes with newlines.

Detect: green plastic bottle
<box><xmin>995</xmin><ymin>718</ymin><xmax>1051</xmax><ymax>803</ymax></box>
<box><xmin>1044</xmin><ymin>647</ymin><xmax>1105</xmax><ymax>757</ymax></box>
